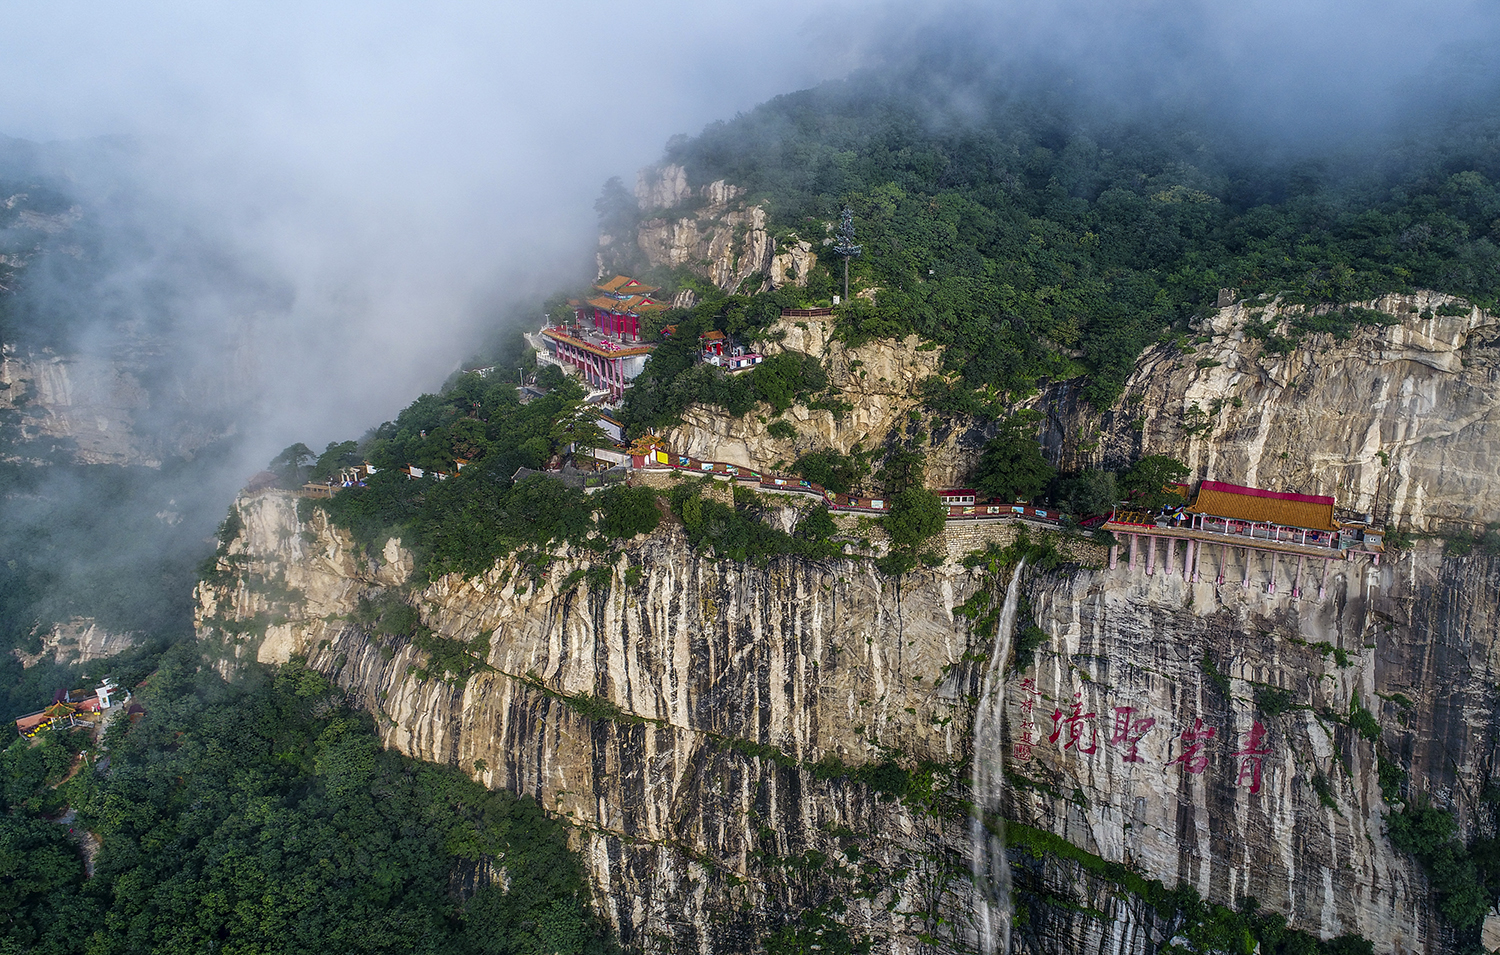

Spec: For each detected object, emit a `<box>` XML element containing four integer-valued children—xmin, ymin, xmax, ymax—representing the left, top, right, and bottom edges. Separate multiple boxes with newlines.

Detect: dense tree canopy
<box><xmin>310</xmin><ymin>372</ymin><xmax>655</xmax><ymax>580</ymax></box>
<box><xmin>974</xmin><ymin>414</ymin><xmax>1055</xmax><ymax>502</ymax></box>
<box><xmin>605</xmin><ymin>61</ymin><xmax>1500</xmax><ymax>418</ymax></box>
<box><xmin>0</xmin><ymin>651</ymin><xmax>617</xmax><ymax>955</ymax></box>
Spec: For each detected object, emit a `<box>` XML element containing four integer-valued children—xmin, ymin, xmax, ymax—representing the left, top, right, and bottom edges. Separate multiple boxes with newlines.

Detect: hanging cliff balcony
<box><xmin>540</xmin><ymin>324</ymin><xmax>654</xmax><ymax>359</ymax></box>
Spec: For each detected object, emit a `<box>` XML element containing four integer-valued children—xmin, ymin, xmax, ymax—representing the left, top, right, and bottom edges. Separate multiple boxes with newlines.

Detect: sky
<box><xmin>0</xmin><ymin>0</ymin><xmax>1497</xmax><ymax>458</ymax></box>
<box><xmin>0</xmin><ymin>1</ymin><xmax>860</xmax><ymax>453</ymax></box>
<box><xmin>0</xmin><ymin>0</ymin><xmax>1497</xmax><ymax>641</ymax></box>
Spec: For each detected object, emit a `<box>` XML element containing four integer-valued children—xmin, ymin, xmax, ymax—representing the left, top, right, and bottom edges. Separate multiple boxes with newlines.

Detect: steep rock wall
<box><xmin>1042</xmin><ymin>292</ymin><xmax>1500</xmax><ymax>532</ymax></box>
<box><xmin>197</xmin><ymin>292</ymin><xmax>1500</xmax><ymax>952</ymax></box>
<box><xmin>199</xmin><ymin>486</ymin><xmax>1490</xmax><ymax>953</ymax></box>
<box><xmin>200</xmin><ymin>492</ymin><xmax>1038</xmax><ymax>953</ymax></box>
<box><xmin>1008</xmin><ymin>549</ymin><xmax>1443</xmax><ymax>950</ymax></box>
<box><xmin>664</xmin><ymin>314</ymin><xmax>970</xmax><ymax>484</ymax></box>
<box><xmin>1</xmin><ymin>341</ymin><xmax>251</xmax><ymax>465</ymax></box>
<box><xmin>11</xmin><ymin>617</ymin><xmax>137</xmax><ymax>668</ymax></box>
<box><xmin>628</xmin><ymin>165</ymin><xmax>816</xmax><ymax>296</ymax></box>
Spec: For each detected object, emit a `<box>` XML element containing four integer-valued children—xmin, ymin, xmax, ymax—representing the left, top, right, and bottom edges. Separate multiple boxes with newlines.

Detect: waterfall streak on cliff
<box><xmin>970</xmin><ymin>561</ymin><xmax>1024</xmax><ymax>955</ymax></box>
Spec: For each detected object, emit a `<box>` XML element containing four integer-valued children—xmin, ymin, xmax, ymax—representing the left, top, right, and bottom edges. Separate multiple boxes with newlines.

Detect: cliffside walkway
<box><xmin>1100</xmin><ymin>515</ymin><xmax>1382</xmax><ymax>598</ymax></box>
<box><xmin>348</xmin><ymin>443</ymin><xmax>1383</xmax><ymax>598</ymax></box>
<box><xmin>630</xmin><ymin>449</ymin><xmax>1064</xmax><ymax>524</ymax></box>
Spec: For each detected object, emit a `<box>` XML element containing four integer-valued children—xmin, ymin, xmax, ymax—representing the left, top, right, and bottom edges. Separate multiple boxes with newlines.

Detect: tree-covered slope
<box><xmin>631</xmin><ymin>62</ymin><xmax>1500</xmax><ymax>408</ymax></box>
<box><xmin>0</xmin><ymin>652</ymin><xmax>617</xmax><ymax>955</ymax></box>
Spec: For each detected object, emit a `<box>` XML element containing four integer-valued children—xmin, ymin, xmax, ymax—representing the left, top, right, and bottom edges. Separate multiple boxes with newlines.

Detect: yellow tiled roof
<box><xmin>1187</xmin><ymin>481</ymin><xmax>1338</xmax><ymax>532</ymax></box>
<box><xmin>596</xmin><ymin>275</ymin><xmax>660</xmax><ymax>296</ymax></box>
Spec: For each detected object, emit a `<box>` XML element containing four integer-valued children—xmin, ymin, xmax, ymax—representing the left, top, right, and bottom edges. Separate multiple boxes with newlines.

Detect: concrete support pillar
<box><xmin>1242</xmin><ymin>548</ymin><xmax>1252</xmax><ymax>589</ymax></box>
<box><xmin>1268</xmin><ymin>552</ymin><xmax>1279</xmax><ymax>594</ymax></box>
<box><xmin>1109</xmin><ymin>545</ymin><xmax>1119</xmax><ymax>569</ymax></box>
<box><xmin>1189</xmin><ymin>539</ymin><xmax>1201</xmax><ymax>582</ymax></box>
<box><xmin>1129</xmin><ymin>534</ymin><xmax>1139</xmax><ymax>569</ymax></box>
<box><xmin>1217</xmin><ymin>544</ymin><xmax>1227</xmax><ymax>585</ymax></box>
<box><xmin>1292</xmin><ymin>555</ymin><xmax>1305</xmax><ymax>598</ymax></box>
<box><xmin>1319</xmin><ymin>558</ymin><xmax>1332</xmax><ymax>599</ymax></box>
<box><xmin>1145</xmin><ymin>536</ymin><xmax>1157</xmax><ymax>576</ymax></box>
<box><xmin>1166</xmin><ymin>538</ymin><xmax>1178</xmax><ymax>576</ymax></box>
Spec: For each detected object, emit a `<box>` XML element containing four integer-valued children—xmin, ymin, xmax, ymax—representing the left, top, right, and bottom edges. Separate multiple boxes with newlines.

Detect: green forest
<box><xmin>0</xmin><ymin>650</ymin><xmax>616</xmax><ymax>955</ymax></box>
<box><xmin>10</xmin><ymin>46</ymin><xmax>1500</xmax><ymax>955</ymax></box>
<box><xmin>596</xmin><ymin>61</ymin><xmax>1500</xmax><ymax>416</ymax></box>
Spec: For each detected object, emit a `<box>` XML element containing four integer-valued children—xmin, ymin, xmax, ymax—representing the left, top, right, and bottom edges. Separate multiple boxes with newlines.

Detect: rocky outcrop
<box><xmin>1012</xmin><ymin>549</ymin><xmax>1439</xmax><ymax>950</ymax></box>
<box><xmin>631</xmin><ymin>166</ymin><xmax>817</xmax><ymax>295</ymax></box>
<box><xmin>201</xmin><ymin>491</ymin><xmax>1057</xmax><ymax>953</ymax></box>
<box><xmin>1043</xmin><ymin>291</ymin><xmax>1500</xmax><ymax>532</ymax></box>
<box><xmin>662</xmin><ymin>290</ymin><xmax>1500</xmax><ymax>516</ymax></box>
<box><xmin>664</xmin><ymin>313</ymin><xmax>965</xmax><ymax>482</ymax></box>
<box><xmin>200</xmin><ymin>478</ymin><xmax>1494</xmax><ymax>953</ymax></box>
<box><xmin>11</xmin><ymin>617</ymin><xmax>136</xmax><ymax>668</ymax></box>
<box><xmin>0</xmin><ymin>341</ymin><xmax>249</xmax><ymax>466</ymax></box>
<box><xmin>198</xmin><ymin>293</ymin><xmax>1500</xmax><ymax>953</ymax></box>
<box><xmin>636</xmin><ymin>164</ymin><xmax>693</xmax><ymax>212</ymax></box>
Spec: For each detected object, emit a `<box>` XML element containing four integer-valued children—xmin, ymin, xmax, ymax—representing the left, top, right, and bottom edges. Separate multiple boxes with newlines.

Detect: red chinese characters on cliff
<box><xmin>1048</xmin><ymin>693</ymin><xmax>1098</xmax><ymax>754</ymax></box>
<box><xmin>1170</xmin><ymin>718</ymin><xmax>1218</xmax><ymax>774</ymax></box>
<box><xmin>1010</xmin><ymin>681</ymin><xmax>1276</xmax><ymax>794</ymax></box>
<box><xmin>1012</xmin><ymin>678</ymin><xmax>1044</xmax><ymax>760</ymax></box>
<box><xmin>1233</xmin><ymin>720</ymin><xmax>1272</xmax><ymax>793</ymax></box>
<box><xmin>1107</xmin><ymin>706</ymin><xmax>1156</xmax><ymax>763</ymax></box>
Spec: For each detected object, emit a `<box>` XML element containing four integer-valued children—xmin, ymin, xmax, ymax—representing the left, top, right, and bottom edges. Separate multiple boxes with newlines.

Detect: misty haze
<box><xmin>3</xmin><ymin>2</ymin><xmax>1500</xmax><ymax>953</ymax></box>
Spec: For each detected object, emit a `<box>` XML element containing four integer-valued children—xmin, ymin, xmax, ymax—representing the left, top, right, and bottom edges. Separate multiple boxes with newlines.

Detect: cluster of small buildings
<box><xmin>14</xmin><ymin>678</ymin><xmax>134</xmax><ymax>739</ymax></box>
<box><xmin>532</xmin><ymin>275</ymin><xmax>764</xmax><ymax>403</ymax></box>
<box><xmin>665</xmin><ymin>327</ymin><xmax>765</xmax><ymax>373</ymax></box>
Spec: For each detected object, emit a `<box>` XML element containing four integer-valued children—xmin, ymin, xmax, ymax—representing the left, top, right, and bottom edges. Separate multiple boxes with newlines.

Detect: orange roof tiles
<box><xmin>584</xmin><ymin>295</ymin><xmax>665</xmax><ymax>315</ymax></box>
<box><xmin>597</xmin><ymin>275</ymin><xmax>660</xmax><ymax>296</ymax></box>
<box><xmin>540</xmin><ymin>327</ymin><xmax>654</xmax><ymax>358</ymax></box>
<box><xmin>1187</xmin><ymin>480</ymin><xmax>1338</xmax><ymax>532</ymax></box>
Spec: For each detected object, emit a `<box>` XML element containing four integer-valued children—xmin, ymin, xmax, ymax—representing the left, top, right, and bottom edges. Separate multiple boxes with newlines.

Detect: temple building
<box><xmin>698</xmin><ymin>329</ymin><xmax>764</xmax><ymax>373</ymax></box>
<box><xmin>1098</xmin><ymin>477</ymin><xmax>1384</xmax><ymax>596</ymax></box>
<box><xmin>575</xmin><ymin>275</ymin><xmax>664</xmax><ymax>341</ymax></box>
<box><xmin>536</xmin><ymin>275</ymin><xmax>665</xmax><ymax>400</ymax></box>
<box><xmin>1185</xmin><ymin>480</ymin><xmax>1340</xmax><ymax>547</ymax></box>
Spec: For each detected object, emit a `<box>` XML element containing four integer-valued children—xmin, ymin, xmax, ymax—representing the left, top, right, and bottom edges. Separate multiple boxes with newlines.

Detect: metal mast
<box><xmin>833</xmin><ymin>206</ymin><xmax>862</xmax><ymax>303</ymax></box>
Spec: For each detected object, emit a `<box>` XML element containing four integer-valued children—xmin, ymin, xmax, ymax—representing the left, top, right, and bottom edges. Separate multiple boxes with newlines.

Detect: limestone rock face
<box><xmin>0</xmin><ymin>340</ymin><xmax>250</xmax><ymax>466</ymax></box>
<box><xmin>201</xmin><ymin>490</ymin><xmax>1023</xmax><ymax>953</ymax></box>
<box><xmin>198</xmin><ymin>292</ymin><xmax>1500</xmax><ymax>953</ymax></box>
<box><xmin>200</xmin><ymin>483</ymin><xmax>1491</xmax><ymax>954</ymax></box>
<box><xmin>1042</xmin><ymin>292</ymin><xmax>1500</xmax><ymax>532</ymax></box>
<box><xmin>11</xmin><ymin>617</ymin><xmax>136</xmax><ymax>668</ymax></box>
<box><xmin>633</xmin><ymin>168</ymin><xmax>816</xmax><ymax>295</ymax></box>
<box><xmin>664</xmin><ymin>313</ymin><xmax>952</xmax><ymax>479</ymax></box>
<box><xmin>1011</xmin><ymin>550</ymin><xmax>1442</xmax><ymax>952</ymax></box>
<box><xmin>636</xmin><ymin>163</ymin><xmax>692</xmax><ymax>212</ymax></box>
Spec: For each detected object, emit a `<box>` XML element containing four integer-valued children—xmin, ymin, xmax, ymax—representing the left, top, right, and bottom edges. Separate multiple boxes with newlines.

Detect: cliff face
<box><xmin>624</xmin><ymin>165</ymin><xmax>817</xmax><ymax>297</ymax></box>
<box><xmin>1</xmin><ymin>184</ymin><xmax>257</xmax><ymax>468</ymax></box>
<box><xmin>0</xmin><ymin>339</ymin><xmax>252</xmax><ymax>466</ymax></box>
<box><xmin>1043</xmin><ymin>291</ymin><xmax>1500</xmax><ymax>532</ymax></box>
<box><xmin>664</xmin><ymin>312</ymin><xmax>977</xmax><ymax>485</ymax></box>
<box><xmin>201</xmin><ymin>492</ymin><xmax>1038</xmax><ymax>953</ymax></box>
<box><xmin>198</xmin><ymin>297</ymin><xmax>1500</xmax><ymax>953</ymax></box>
<box><xmin>11</xmin><ymin>617</ymin><xmax>137</xmax><ymax>667</ymax></box>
